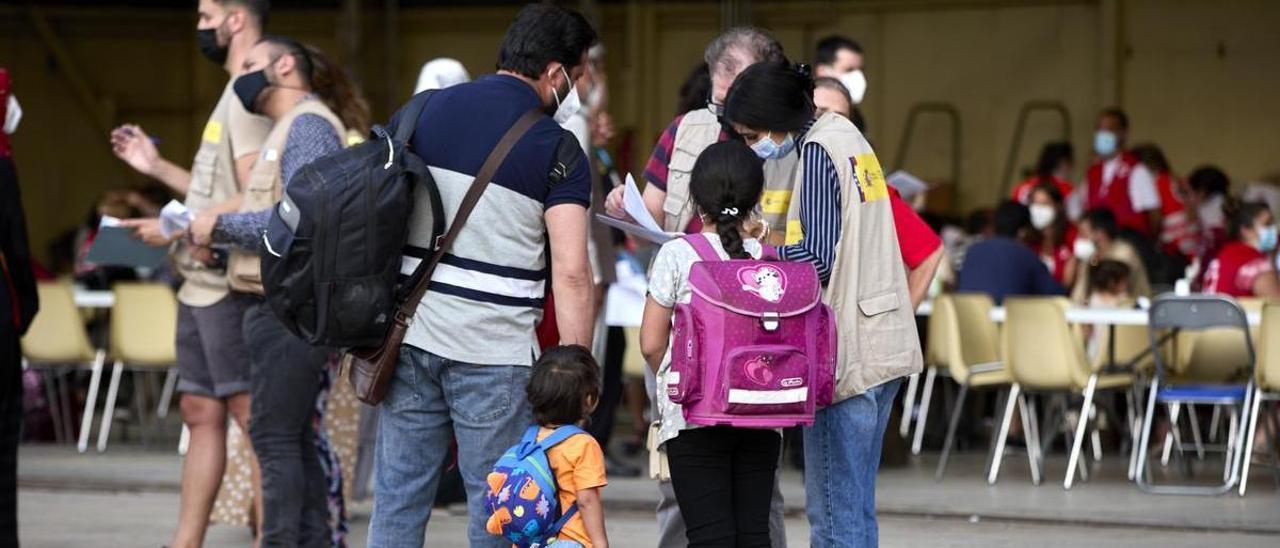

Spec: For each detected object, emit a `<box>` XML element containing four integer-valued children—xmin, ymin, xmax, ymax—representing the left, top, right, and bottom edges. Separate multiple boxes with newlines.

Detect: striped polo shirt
<box><xmin>402</xmin><ymin>75</ymin><xmax>591</xmax><ymax>366</ymax></box>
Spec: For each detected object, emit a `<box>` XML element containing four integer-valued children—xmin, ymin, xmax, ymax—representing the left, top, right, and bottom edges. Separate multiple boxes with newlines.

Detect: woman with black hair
<box><xmin>723</xmin><ymin>61</ymin><xmax>921</xmax><ymax>548</ymax></box>
<box><xmin>1010</xmin><ymin>141</ymin><xmax>1074</xmax><ymax>205</ymax></box>
<box><xmin>1203</xmin><ymin>201</ymin><xmax>1279</xmax><ymax>298</ymax></box>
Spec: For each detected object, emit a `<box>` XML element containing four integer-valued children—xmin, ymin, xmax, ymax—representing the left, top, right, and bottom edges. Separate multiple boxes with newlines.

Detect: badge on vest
<box><xmin>262</xmin><ymin>148</ymin><xmax>279</xmax><ymax>162</ymax></box>
<box><xmin>850</xmin><ymin>152</ymin><xmax>888</xmax><ymax>204</ymax></box>
<box><xmin>201</xmin><ymin>120</ymin><xmax>222</xmax><ymax>145</ymax></box>
<box><xmin>760</xmin><ymin>190</ymin><xmax>792</xmax><ymax>215</ymax></box>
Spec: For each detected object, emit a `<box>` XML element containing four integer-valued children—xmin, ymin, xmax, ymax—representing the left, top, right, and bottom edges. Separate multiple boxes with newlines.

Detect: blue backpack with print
<box><xmin>484</xmin><ymin>425</ymin><xmax>585</xmax><ymax>548</ymax></box>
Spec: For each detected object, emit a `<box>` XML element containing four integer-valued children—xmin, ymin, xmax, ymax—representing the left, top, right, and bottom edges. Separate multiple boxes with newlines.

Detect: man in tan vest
<box><xmin>109</xmin><ymin>1</ymin><xmax>270</xmax><ymax>546</ymax></box>
<box><xmin>725</xmin><ymin>62</ymin><xmax>922</xmax><ymax>548</ymax></box>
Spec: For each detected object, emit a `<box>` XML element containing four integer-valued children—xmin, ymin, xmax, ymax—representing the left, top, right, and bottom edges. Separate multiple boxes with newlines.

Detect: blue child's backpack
<box><xmin>485</xmin><ymin>425</ymin><xmax>586</xmax><ymax>547</ymax></box>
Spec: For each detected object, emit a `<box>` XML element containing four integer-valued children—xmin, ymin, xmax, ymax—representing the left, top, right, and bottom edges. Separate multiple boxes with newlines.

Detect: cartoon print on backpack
<box><xmin>738</xmin><ymin>264</ymin><xmax>787</xmax><ymax>302</ymax></box>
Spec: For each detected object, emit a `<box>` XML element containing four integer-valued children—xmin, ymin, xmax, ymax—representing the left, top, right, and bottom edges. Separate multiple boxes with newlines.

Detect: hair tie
<box><xmin>721</xmin><ymin>207</ymin><xmax>739</xmax><ymax>216</ymax></box>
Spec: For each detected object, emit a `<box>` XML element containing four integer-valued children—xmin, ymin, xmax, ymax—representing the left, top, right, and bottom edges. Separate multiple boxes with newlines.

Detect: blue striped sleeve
<box><xmin>778</xmin><ymin>142</ymin><xmax>842</xmax><ymax>285</ymax></box>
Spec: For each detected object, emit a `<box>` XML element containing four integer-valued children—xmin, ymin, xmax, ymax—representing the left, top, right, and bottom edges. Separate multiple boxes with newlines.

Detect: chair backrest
<box><xmin>1258</xmin><ymin>303</ymin><xmax>1280</xmax><ymax>390</ymax></box>
<box><xmin>944</xmin><ymin>293</ymin><xmax>1002</xmax><ymax>381</ymax></box>
<box><xmin>925</xmin><ymin>295</ymin><xmax>954</xmax><ymax>367</ymax></box>
<box><xmin>1149</xmin><ymin>294</ymin><xmax>1254</xmax><ymax>384</ymax></box>
<box><xmin>110</xmin><ymin>282</ymin><xmax>178</xmax><ymax>366</ymax></box>
<box><xmin>21</xmin><ymin>282</ymin><xmax>96</xmax><ymax>364</ymax></box>
<box><xmin>1003</xmin><ymin>296</ymin><xmax>1090</xmax><ymax>390</ymax></box>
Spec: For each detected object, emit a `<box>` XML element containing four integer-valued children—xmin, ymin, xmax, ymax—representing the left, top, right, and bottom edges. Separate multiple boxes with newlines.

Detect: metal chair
<box><xmin>96</xmin><ymin>282</ymin><xmax>180</xmax><ymax>452</ymax></box>
<box><xmin>1135</xmin><ymin>295</ymin><xmax>1254</xmax><ymax>495</ymax></box>
<box><xmin>1240</xmin><ymin>302</ymin><xmax>1280</xmax><ymax>496</ymax></box>
<box><xmin>933</xmin><ymin>293</ymin><xmax>1011</xmax><ymax>480</ymax></box>
<box><xmin>20</xmin><ymin>282</ymin><xmax>107</xmax><ymax>451</ymax></box>
<box><xmin>994</xmin><ymin>297</ymin><xmax>1133</xmax><ymax>488</ymax></box>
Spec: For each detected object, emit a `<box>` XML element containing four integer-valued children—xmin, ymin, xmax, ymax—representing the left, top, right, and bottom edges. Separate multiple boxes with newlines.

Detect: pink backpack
<box><xmin>667</xmin><ymin>235</ymin><xmax>836</xmax><ymax>428</ymax></box>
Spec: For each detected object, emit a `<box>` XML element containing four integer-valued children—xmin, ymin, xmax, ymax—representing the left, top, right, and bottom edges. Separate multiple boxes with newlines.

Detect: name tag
<box><xmin>785</xmin><ymin>219</ymin><xmax>804</xmax><ymax>246</ymax></box>
<box><xmin>201</xmin><ymin>120</ymin><xmax>222</xmax><ymax>145</ymax></box>
<box><xmin>262</xmin><ymin>148</ymin><xmax>279</xmax><ymax>162</ymax></box>
<box><xmin>760</xmin><ymin>190</ymin><xmax>792</xmax><ymax>215</ymax></box>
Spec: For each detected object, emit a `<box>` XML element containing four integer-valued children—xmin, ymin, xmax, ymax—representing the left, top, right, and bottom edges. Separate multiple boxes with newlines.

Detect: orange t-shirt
<box><xmin>535</xmin><ymin>427</ymin><xmax>608</xmax><ymax>547</ymax></box>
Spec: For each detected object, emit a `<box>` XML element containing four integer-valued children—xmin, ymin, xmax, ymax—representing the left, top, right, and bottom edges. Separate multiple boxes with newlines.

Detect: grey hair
<box><xmin>704</xmin><ymin>27</ymin><xmax>784</xmax><ymax>76</ymax></box>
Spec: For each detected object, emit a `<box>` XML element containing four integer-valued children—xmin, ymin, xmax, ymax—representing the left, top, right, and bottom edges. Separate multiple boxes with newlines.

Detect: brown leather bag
<box><xmin>346</xmin><ymin>109</ymin><xmax>543</xmax><ymax>405</ymax></box>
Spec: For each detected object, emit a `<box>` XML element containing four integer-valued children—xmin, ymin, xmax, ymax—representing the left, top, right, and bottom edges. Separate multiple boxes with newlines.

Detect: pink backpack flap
<box><xmin>667</xmin><ymin>235</ymin><xmax>836</xmax><ymax>429</ymax></box>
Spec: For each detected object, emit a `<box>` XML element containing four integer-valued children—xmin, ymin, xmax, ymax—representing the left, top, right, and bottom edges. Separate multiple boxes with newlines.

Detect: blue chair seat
<box><xmin>1156</xmin><ymin>384</ymin><xmax>1249</xmax><ymax>405</ymax></box>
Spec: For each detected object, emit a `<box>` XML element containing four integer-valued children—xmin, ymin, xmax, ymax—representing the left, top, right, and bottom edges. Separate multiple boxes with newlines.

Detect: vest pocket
<box><xmin>856</xmin><ymin>290</ymin><xmax>913</xmax><ymax>364</ymax></box>
<box><xmin>661</xmin><ymin>146</ymin><xmax>700</xmax><ymax>226</ymax></box>
<box><xmin>189</xmin><ymin>142</ymin><xmax>218</xmax><ymax>198</ymax></box>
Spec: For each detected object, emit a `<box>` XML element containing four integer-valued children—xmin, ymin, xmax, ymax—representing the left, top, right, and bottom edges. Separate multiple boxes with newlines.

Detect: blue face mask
<box><xmin>1094</xmin><ymin>130</ymin><xmax>1118</xmax><ymax>157</ymax></box>
<box><xmin>751</xmin><ymin>132</ymin><xmax>796</xmax><ymax>160</ymax></box>
<box><xmin>1257</xmin><ymin>225</ymin><xmax>1278</xmax><ymax>253</ymax></box>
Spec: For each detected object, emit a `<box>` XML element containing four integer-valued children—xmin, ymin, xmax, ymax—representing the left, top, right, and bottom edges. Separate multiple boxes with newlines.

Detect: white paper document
<box><xmin>159</xmin><ymin>200</ymin><xmax>193</xmax><ymax>238</ymax></box>
<box><xmin>594</xmin><ymin>174</ymin><xmax>682</xmax><ymax>244</ymax></box>
<box><xmin>886</xmin><ymin>170</ymin><xmax>929</xmax><ymax>199</ymax></box>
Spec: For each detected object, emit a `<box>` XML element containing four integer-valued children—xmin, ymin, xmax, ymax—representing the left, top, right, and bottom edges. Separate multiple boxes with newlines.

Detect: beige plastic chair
<box><xmin>96</xmin><ymin>282</ymin><xmax>179</xmax><ymax>452</ymax></box>
<box><xmin>903</xmin><ymin>296</ymin><xmax>954</xmax><ymax>454</ymax></box>
<box><xmin>994</xmin><ymin>296</ymin><xmax>1133</xmax><ymax>489</ymax></box>
<box><xmin>1240</xmin><ymin>302</ymin><xmax>1280</xmax><ymax>495</ymax></box>
<box><xmin>20</xmin><ymin>282</ymin><xmax>106</xmax><ymax>451</ymax></box>
<box><xmin>933</xmin><ymin>293</ymin><xmax>1012</xmax><ymax>480</ymax></box>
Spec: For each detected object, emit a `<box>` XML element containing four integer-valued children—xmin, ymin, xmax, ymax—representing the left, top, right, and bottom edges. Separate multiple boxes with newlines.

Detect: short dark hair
<box><xmin>993</xmin><ymin>200</ymin><xmax>1030</xmax><ymax>238</ymax></box>
<box><xmin>1099</xmin><ymin>107</ymin><xmax>1129</xmax><ymax>130</ymax></box>
<box><xmin>1188</xmin><ymin>165</ymin><xmax>1230</xmax><ymax>196</ymax></box>
<box><xmin>496</xmin><ymin>4</ymin><xmax>597</xmax><ymax>79</ymax></box>
<box><xmin>966</xmin><ymin>207</ymin><xmax>994</xmax><ymax>235</ymax></box>
<box><xmin>815</xmin><ymin>35</ymin><xmax>862</xmax><ymax>66</ymax></box>
<box><xmin>677</xmin><ymin>62</ymin><xmax>712</xmax><ymax>116</ymax></box>
<box><xmin>724</xmin><ymin>61</ymin><xmax>816</xmax><ymax>134</ymax></box>
<box><xmin>1082</xmin><ymin>207</ymin><xmax>1118</xmax><ymax>239</ymax></box>
<box><xmin>218</xmin><ymin>0</ymin><xmax>270</xmax><ymax>28</ymax></box>
<box><xmin>1089</xmin><ymin>259</ymin><xmax>1131</xmax><ymax>294</ymax></box>
<box><xmin>1130</xmin><ymin>143</ymin><xmax>1169</xmax><ymax>174</ymax></box>
<box><xmin>813</xmin><ymin>76</ymin><xmax>853</xmax><ymax>117</ymax></box>
<box><xmin>1035</xmin><ymin>141</ymin><xmax>1073</xmax><ymax>178</ymax></box>
<box><xmin>527</xmin><ymin>345</ymin><xmax>601</xmax><ymax>427</ymax></box>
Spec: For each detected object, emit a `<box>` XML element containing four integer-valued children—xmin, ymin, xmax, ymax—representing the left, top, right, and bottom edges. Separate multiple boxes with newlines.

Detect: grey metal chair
<box><xmin>1135</xmin><ymin>295</ymin><xmax>1255</xmax><ymax>495</ymax></box>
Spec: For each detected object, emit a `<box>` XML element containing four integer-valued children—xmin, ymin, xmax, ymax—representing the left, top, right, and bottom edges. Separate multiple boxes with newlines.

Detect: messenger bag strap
<box><xmin>396</xmin><ymin>109</ymin><xmax>543</xmax><ymax>321</ymax></box>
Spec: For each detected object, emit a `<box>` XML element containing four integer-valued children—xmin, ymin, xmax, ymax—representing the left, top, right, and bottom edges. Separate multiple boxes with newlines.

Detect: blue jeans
<box><xmin>803</xmin><ymin>378</ymin><xmax>902</xmax><ymax>548</ymax></box>
<box><xmin>368</xmin><ymin>346</ymin><xmax>532</xmax><ymax>548</ymax></box>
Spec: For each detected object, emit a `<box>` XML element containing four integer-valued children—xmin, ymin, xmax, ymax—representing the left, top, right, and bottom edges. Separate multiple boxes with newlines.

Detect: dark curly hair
<box><xmin>527</xmin><ymin>345</ymin><xmax>601</xmax><ymax>427</ymax></box>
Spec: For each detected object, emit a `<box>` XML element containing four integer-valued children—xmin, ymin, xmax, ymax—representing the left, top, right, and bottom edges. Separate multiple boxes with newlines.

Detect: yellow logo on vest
<box><xmin>760</xmin><ymin>190</ymin><xmax>792</xmax><ymax>215</ymax></box>
<box><xmin>850</xmin><ymin>153</ymin><xmax>888</xmax><ymax>203</ymax></box>
<box><xmin>785</xmin><ymin>219</ymin><xmax>804</xmax><ymax>246</ymax></box>
<box><xmin>201</xmin><ymin>120</ymin><xmax>223</xmax><ymax>145</ymax></box>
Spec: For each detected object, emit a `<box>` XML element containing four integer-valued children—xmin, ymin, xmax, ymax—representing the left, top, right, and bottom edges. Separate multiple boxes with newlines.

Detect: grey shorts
<box><xmin>175</xmin><ymin>293</ymin><xmax>253</xmax><ymax>399</ymax></box>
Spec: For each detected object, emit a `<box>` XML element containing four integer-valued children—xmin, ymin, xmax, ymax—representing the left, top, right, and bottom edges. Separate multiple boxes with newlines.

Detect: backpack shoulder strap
<box><xmin>536</xmin><ymin>424</ymin><xmax>587</xmax><ymax>450</ymax></box>
<box><xmin>684</xmin><ymin>234</ymin><xmax>722</xmax><ymax>263</ymax></box>
<box><xmin>550</xmin><ymin>503</ymin><xmax>579</xmax><ymax>534</ymax></box>
<box><xmin>395</xmin><ymin>109</ymin><xmax>542</xmax><ymax>322</ymax></box>
<box><xmin>389</xmin><ymin>90</ymin><xmax>436</xmax><ymax>143</ymax></box>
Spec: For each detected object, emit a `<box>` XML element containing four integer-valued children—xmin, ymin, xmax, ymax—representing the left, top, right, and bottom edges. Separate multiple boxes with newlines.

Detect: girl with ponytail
<box><xmin>640</xmin><ymin>140</ymin><xmax>777</xmax><ymax>546</ymax></box>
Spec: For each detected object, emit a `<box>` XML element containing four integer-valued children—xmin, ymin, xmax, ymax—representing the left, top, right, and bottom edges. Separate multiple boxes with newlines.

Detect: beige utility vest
<box><xmin>786</xmin><ymin>113</ymin><xmax>923</xmax><ymax>401</ymax></box>
<box><xmin>661</xmin><ymin>108</ymin><xmax>797</xmax><ymax>244</ymax></box>
<box><xmin>227</xmin><ymin>99</ymin><xmax>345</xmax><ymax>294</ymax></box>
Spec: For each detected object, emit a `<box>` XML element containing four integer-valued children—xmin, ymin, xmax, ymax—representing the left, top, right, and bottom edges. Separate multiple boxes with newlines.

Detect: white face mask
<box><xmin>838</xmin><ymin>69</ymin><xmax>867</xmax><ymax>105</ymax></box>
<box><xmin>551</xmin><ymin>66</ymin><xmax>582</xmax><ymax>125</ymax></box>
<box><xmin>1029</xmin><ymin>204</ymin><xmax>1056</xmax><ymax>230</ymax></box>
<box><xmin>1073</xmin><ymin>238</ymin><xmax>1097</xmax><ymax>261</ymax></box>
<box><xmin>3</xmin><ymin>94</ymin><xmax>20</xmax><ymax>135</ymax></box>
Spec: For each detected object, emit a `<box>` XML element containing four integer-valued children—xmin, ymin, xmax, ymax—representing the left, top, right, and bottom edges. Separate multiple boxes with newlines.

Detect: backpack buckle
<box><xmin>761</xmin><ymin>312</ymin><xmax>780</xmax><ymax>332</ymax></box>
<box><xmin>433</xmin><ymin>235</ymin><xmax>445</xmax><ymax>252</ymax></box>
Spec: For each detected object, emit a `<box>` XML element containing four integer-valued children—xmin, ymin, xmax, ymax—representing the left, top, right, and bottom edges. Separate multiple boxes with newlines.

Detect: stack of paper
<box><xmin>159</xmin><ymin>200</ymin><xmax>193</xmax><ymax>238</ymax></box>
<box><xmin>594</xmin><ymin>174</ymin><xmax>682</xmax><ymax>244</ymax></box>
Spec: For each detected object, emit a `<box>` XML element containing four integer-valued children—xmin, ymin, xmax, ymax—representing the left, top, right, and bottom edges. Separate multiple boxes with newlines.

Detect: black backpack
<box><xmin>261</xmin><ymin>91</ymin><xmax>443</xmax><ymax>348</ymax></box>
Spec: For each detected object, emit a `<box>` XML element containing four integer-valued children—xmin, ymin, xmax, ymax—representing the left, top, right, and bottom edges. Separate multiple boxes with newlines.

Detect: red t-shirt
<box><xmin>1203</xmin><ymin>241</ymin><xmax>1274</xmax><ymax>297</ymax></box>
<box><xmin>888</xmin><ymin>187</ymin><xmax>942</xmax><ymax>269</ymax></box>
<box><xmin>1011</xmin><ymin>175</ymin><xmax>1074</xmax><ymax>205</ymax></box>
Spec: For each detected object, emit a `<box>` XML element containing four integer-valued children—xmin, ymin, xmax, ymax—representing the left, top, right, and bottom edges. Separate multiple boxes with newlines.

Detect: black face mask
<box><xmin>196</xmin><ymin>28</ymin><xmax>228</xmax><ymax>65</ymax></box>
<box><xmin>233</xmin><ymin>70</ymin><xmax>269</xmax><ymax>114</ymax></box>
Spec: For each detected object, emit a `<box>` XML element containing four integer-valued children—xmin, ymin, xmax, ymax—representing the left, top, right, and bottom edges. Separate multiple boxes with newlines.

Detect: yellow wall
<box><xmin>3</xmin><ymin>0</ymin><xmax>1280</xmax><ymax>267</ymax></box>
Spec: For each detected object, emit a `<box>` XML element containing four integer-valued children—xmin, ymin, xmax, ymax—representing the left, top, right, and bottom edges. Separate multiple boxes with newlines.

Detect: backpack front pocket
<box><xmin>720</xmin><ymin>345</ymin><xmax>810</xmax><ymax>416</ymax></box>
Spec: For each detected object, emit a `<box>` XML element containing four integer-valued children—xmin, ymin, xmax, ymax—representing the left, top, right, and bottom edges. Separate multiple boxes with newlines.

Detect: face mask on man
<box><xmin>233</xmin><ymin>69</ymin><xmax>271</xmax><ymax>114</ymax></box>
<box><xmin>1094</xmin><ymin>130</ymin><xmax>1118</xmax><ymax>157</ymax></box>
<box><xmin>1029</xmin><ymin>204</ymin><xmax>1056</xmax><ymax>230</ymax></box>
<box><xmin>751</xmin><ymin>132</ymin><xmax>796</xmax><ymax>161</ymax></box>
<box><xmin>838</xmin><ymin>69</ymin><xmax>867</xmax><ymax>105</ymax></box>
<box><xmin>550</xmin><ymin>66</ymin><xmax>581</xmax><ymax>125</ymax></box>
<box><xmin>1073</xmin><ymin>238</ymin><xmax>1097</xmax><ymax>261</ymax></box>
<box><xmin>1257</xmin><ymin>225</ymin><xmax>1279</xmax><ymax>253</ymax></box>
<box><xmin>197</xmin><ymin>27</ymin><xmax>228</xmax><ymax>65</ymax></box>
<box><xmin>3</xmin><ymin>94</ymin><xmax>21</xmax><ymax>135</ymax></box>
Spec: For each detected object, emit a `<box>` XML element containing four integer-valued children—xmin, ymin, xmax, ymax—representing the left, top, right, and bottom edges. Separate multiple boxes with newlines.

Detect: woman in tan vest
<box><xmin>724</xmin><ymin>61</ymin><xmax>922</xmax><ymax>548</ymax></box>
<box><xmin>189</xmin><ymin>35</ymin><xmax>369</xmax><ymax>546</ymax></box>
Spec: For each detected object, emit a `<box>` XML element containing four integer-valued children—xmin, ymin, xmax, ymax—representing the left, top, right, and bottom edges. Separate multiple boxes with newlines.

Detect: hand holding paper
<box><xmin>594</xmin><ymin>174</ymin><xmax>682</xmax><ymax>244</ymax></box>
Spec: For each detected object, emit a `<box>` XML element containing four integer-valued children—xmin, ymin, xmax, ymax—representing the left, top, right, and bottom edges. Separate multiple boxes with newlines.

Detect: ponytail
<box><xmin>689</xmin><ymin>141</ymin><xmax>764</xmax><ymax>260</ymax></box>
<box><xmin>715</xmin><ymin>210</ymin><xmax>749</xmax><ymax>259</ymax></box>
<box><xmin>303</xmin><ymin>44</ymin><xmax>371</xmax><ymax>136</ymax></box>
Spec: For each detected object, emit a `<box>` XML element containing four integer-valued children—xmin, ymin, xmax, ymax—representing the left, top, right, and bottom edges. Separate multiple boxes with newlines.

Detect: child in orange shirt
<box><xmin>488</xmin><ymin>345</ymin><xmax>610</xmax><ymax>547</ymax></box>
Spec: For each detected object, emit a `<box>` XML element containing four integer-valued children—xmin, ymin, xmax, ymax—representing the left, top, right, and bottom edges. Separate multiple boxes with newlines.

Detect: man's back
<box><xmin>957</xmin><ymin>236</ymin><xmax>1066</xmax><ymax>304</ymax></box>
<box><xmin>402</xmin><ymin>75</ymin><xmax>590</xmax><ymax>366</ymax></box>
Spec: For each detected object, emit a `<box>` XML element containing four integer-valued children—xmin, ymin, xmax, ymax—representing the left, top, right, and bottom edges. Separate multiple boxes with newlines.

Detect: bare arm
<box><xmin>547</xmin><ymin>204</ymin><xmax>594</xmax><ymax>346</ymax></box>
<box><xmin>907</xmin><ymin>247</ymin><xmax>943</xmax><ymax>310</ymax></box>
<box><xmin>576</xmin><ymin>487</ymin><xmax>608</xmax><ymax>548</ymax></box>
<box><xmin>1253</xmin><ymin>271</ymin><xmax>1280</xmax><ymax>299</ymax></box>
<box><xmin>640</xmin><ymin>296</ymin><xmax>673</xmax><ymax>371</ymax></box>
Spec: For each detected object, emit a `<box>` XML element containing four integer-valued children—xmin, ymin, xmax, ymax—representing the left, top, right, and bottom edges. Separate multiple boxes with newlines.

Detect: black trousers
<box><xmin>244</xmin><ymin>302</ymin><xmax>331</xmax><ymax>548</ymax></box>
<box><xmin>666</xmin><ymin>426</ymin><xmax>781</xmax><ymax>548</ymax></box>
<box><xmin>0</xmin><ymin>332</ymin><xmax>20</xmax><ymax>547</ymax></box>
<box><xmin>587</xmin><ymin>326</ymin><xmax>626</xmax><ymax>447</ymax></box>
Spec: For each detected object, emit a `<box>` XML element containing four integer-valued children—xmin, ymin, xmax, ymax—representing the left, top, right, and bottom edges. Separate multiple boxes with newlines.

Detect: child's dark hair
<box><xmin>527</xmin><ymin>345</ymin><xmax>601</xmax><ymax>427</ymax></box>
<box><xmin>1089</xmin><ymin>259</ymin><xmax>1131</xmax><ymax>295</ymax></box>
<box><xmin>689</xmin><ymin>140</ymin><xmax>765</xmax><ymax>259</ymax></box>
